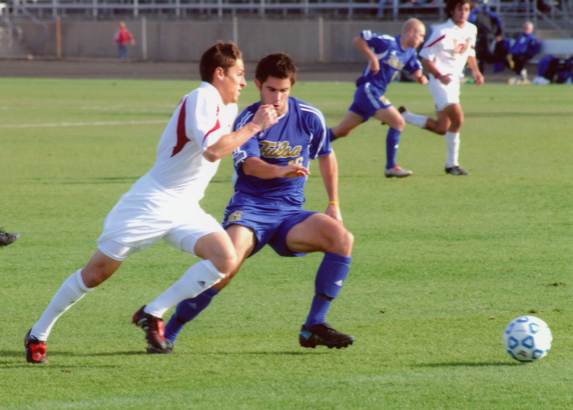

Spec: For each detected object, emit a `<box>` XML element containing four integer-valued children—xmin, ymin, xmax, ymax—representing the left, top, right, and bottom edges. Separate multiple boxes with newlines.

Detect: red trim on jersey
<box><xmin>202</xmin><ymin>119</ymin><xmax>221</xmax><ymax>144</ymax></box>
<box><xmin>424</xmin><ymin>34</ymin><xmax>446</xmax><ymax>48</ymax></box>
<box><xmin>171</xmin><ymin>97</ymin><xmax>189</xmax><ymax>157</ymax></box>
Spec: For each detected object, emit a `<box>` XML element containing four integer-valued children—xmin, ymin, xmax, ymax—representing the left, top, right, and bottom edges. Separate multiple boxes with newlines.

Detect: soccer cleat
<box><xmin>25</xmin><ymin>329</ymin><xmax>48</xmax><ymax>364</ymax></box>
<box><xmin>0</xmin><ymin>230</ymin><xmax>19</xmax><ymax>247</ymax></box>
<box><xmin>132</xmin><ymin>306</ymin><xmax>169</xmax><ymax>350</ymax></box>
<box><xmin>445</xmin><ymin>165</ymin><xmax>470</xmax><ymax>175</ymax></box>
<box><xmin>398</xmin><ymin>106</ymin><xmax>408</xmax><ymax>115</ymax></box>
<box><xmin>385</xmin><ymin>165</ymin><xmax>413</xmax><ymax>178</ymax></box>
<box><xmin>147</xmin><ymin>340</ymin><xmax>174</xmax><ymax>354</ymax></box>
<box><xmin>299</xmin><ymin>323</ymin><xmax>355</xmax><ymax>349</ymax></box>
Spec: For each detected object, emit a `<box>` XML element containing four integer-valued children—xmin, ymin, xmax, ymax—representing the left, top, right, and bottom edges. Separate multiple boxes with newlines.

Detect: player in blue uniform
<box><xmin>154</xmin><ymin>53</ymin><xmax>356</xmax><ymax>353</ymax></box>
<box><xmin>330</xmin><ymin>19</ymin><xmax>428</xmax><ymax>178</ymax></box>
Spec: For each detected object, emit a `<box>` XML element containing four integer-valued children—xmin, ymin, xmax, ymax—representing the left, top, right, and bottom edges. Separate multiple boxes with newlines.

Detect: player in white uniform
<box><xmin>400</xmin><ymin>0</ymin><xmax>484</xmax><ymax>176</ymax></box>
<box><xmin>24</xmin><ymin>42</ymin><xmax>277</xmax><ymax>364</ymax></box>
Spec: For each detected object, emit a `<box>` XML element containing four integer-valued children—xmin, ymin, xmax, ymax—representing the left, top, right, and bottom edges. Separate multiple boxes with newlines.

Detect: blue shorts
<box><xmin>348</xmin><ymin>82</ymin><xmax>392</xmax><ymax>121</ymax></box>
<box><xmin>222</xmin><ymin>192</ymin><xmax>317</xmax><ymax>258</ymax></box>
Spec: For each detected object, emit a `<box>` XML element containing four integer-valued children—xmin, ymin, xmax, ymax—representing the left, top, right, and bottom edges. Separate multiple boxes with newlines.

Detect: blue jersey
<box><xmin>231</xmin><ymin>97</ymin><xmax>331</xmax><ymax>206</ymax></box>
<box><xmin>510</xmin><ymin>33</ymin><xmax>540</xmax><ymax>59</ymax></box>
<box><xmin>356</xmin><ymin>32</ymin><xmax>422</xmax><ymax>92</ymax></box>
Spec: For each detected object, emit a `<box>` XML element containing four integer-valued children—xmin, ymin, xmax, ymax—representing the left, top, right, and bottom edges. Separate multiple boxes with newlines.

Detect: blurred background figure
<box><xmin>114</xmin><ymin>21</ymin><xmax>135</xmax><ymax>59</ymax></box>
<box><xmin>0</xmin><ymin>229</ymin><xmax>19</xmax><ymax>247</ymax></box>
<box><xmin>506</xmin><ymin>22</ymin><xmax>541</xmax><ymax>83</ymax></box>
<box><xmin>468</xmin><ymin>0</ymin><xmax>503</xmax><ymax>73</ymax></box>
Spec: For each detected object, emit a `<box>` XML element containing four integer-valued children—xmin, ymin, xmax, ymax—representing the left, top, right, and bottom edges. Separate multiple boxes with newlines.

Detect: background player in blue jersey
<box><xmin>330</xmin><ymin>19</ymin><xmax>428</xmax><ymax>178</ymax></box>
<box><xmin>153</xmin><ymin>53</ymin><xmax>356</xmax><ymax>353</ymax></box>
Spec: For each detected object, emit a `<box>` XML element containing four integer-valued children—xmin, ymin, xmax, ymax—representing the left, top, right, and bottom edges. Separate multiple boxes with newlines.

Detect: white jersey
<box><xmin>419</xmin><ymin>19</ymin><xmax>477</xmax><ymax>80</ymax></box>
<box><xmin>148</xmin><ymin>81</ymin><xmax>238</xmax><ymax>202</ymax></box>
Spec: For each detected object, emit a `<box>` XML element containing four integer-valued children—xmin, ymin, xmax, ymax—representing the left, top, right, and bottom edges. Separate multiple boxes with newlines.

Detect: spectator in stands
<box><xmin>114</xmin><ymin>21</ymin><xmax>136</xmax><ymax>59</ymax></box>
<box><xmin>506</xmin><ymin>21</ymin><xmax>541</xmax><ymax>83</ymax></box>
<box><xmin>468</xmin><ymin>0</ymin><xmax>503</xmax><ymax>72</ymax></box>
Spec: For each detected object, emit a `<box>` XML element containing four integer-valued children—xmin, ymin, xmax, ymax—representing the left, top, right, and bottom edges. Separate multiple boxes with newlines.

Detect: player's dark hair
<box><xmin>255</xmin><ymin>53</ymin><xmax>297</xmax><ymax>85</ymax></box>
<box><xmin>200</xmin><ymin>41</ymin><xmax>242</xmax><ymax>83</ymax></box>
<box><xmin>445</xmin><ymin>0</ymin><xmax>471</xmax><ymax>17</ymax></box>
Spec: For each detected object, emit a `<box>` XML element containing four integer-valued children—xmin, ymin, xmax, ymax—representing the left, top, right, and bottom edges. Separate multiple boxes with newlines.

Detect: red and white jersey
<box><xmin>419</xmin><ymin>19</ymin><xmax>477</xmax><ymax>79</ymax></box>
<box><xmin>148</xmin><ymin>81</ymin><xmax>238</xmax><ymax>201</ymax></box>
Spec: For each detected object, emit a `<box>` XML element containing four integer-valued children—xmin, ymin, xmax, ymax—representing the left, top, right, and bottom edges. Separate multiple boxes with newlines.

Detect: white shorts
<box><xmin>429</xmin><ymin>77</ymin><xmax>460</xmax><ymax>111</ymax></box>
<box><xmin>97</xmin><ymin>174</ymin><xmax>224</xmax><ymax>261</ymax></box>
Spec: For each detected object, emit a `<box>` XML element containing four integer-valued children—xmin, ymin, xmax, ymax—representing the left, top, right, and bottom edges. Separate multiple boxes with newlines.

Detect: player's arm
<box><xmin>318</xmin><ymin>150</ymin><xmax>342</xmax><ymax>224</ymax></box>
<box><xmin>241</xmin><ymin>157</ymin><xmax>309</xmax><ymax>179</ymax></box>
<box><xmin>466</xmin><ymin>56</ymin><xmax>484</xmax><ymax>85</ymax></box>
<box><xmin>203</xmin><ymin>105</ymin><xmax>278</xmax><ymax>162</ymax></box>
<box><xmin>410</xmin><ymin>69</ymin><xmax>429</xmax><ymax>85</ymax></box>
<box><xmin>353</xmin><ymin>36</ymin><xmax>380</xmax><ymax>74</ymax></box>
<box><xmin>421</xmin><ymin>58</ymin><xmax>452</xmax><ymax>85</ymax></box>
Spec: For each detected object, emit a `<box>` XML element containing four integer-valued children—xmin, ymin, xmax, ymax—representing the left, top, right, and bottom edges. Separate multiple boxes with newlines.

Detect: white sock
<box><xmin>144</xmin><ymin>260</ymin><xmax>225</xmax><ymax>318</ymax></box>
<box><xmin>445</xmin><ymin>131</ymin><xmax>460</xmax><ymax>168</ymax></box>
<box><xmin>30</xmin><ymin>269</ymin><xmax>93</xmax><ymax>341</ymax></box>
<box><xmin>403</xmin><ymin>112</ymin><xmax>428</xmax><ymax>128</ymax></box>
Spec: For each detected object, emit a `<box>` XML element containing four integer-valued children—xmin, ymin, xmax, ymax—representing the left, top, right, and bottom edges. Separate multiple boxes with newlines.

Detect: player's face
<box><xmin>220</xmin><ymin>59</ymin><xmax>246</xmax><ymax>105</ymax></box>
<box><xmin>255</xmin><ymin>76</ymin><xmax>292</xmax><ymax>116</ymax></box>
<box><xmin>452</xmin><ymin>2</ymin><xmax>471</xmax><ymax>26</ymax></box>
<box><xmin>408</xmin><ymin>27</ymin><xmax>426</xmax><ymax>49</ymax></box>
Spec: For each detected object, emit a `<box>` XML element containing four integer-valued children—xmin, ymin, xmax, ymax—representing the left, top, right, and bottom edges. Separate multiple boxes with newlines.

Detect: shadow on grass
<box><xmin>0</xmin><ymin>350</ymin><xmax>146</xmax><ymax>358</ymax></box>
<box><xmin>190</xmin><ymin>351</ymin><xmax>331</xmax><ymax>356</ymax></box>
<box><xmin>416</xmin><ymin>361</ymin><xmax>526</xmax><ymax>367</ymax></box>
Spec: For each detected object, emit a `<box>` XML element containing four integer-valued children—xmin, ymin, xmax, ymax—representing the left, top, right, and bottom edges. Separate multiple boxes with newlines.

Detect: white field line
<box><xmin>0</xmin><ymin>120</ymin><xmax>169</xmax><ymax>128</ymax></box>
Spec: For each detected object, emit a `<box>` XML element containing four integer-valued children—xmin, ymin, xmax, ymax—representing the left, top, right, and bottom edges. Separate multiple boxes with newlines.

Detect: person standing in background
<box><xmin>114</xmin><ymin>21</ymin><xmax>136</xmax><ymax>59</ymax></box>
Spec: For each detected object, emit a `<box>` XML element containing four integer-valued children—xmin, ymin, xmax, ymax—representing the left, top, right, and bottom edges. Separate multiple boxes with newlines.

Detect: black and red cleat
<box><xmin>132</xmin><ymin>306</ymin><xmax>169</xmax><ymax>351</ymax></box>
<box><xmin>25</xmin><ymin>329</ymin><xmax>48</xmax><ymax>364</ymax></box>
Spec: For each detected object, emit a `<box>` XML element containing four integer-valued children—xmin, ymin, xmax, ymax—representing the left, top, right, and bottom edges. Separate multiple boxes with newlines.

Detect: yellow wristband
<box><xmin>328</xmin><ymin>201</ymin><xmax>339</xmax><ymax>206</ymax></box>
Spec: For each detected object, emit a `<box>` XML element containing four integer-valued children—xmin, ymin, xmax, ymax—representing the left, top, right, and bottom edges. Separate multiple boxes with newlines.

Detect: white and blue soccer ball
<box><xmin>503</xmin><ymin>316</ymin><xmax>552</xmax><ymax>362</ymax></box>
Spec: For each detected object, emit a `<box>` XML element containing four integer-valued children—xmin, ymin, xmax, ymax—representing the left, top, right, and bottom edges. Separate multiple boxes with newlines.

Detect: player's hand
<box><xmin>325</xmin><ymin>203</ymin><xmax>343</xmax><ymax>225</ymax></box>
<box><xmin>438</xmin><ymin>73</ymin><xmax>452</xmax><ymax>85</ymax></box>
<box><xmin>369</xmin><ymin>59</ymin><xmax>380</xmax><ymax>74</ymax></box>
<box><xmin>418</xmin><ymin>75</ymin><xmax>429</xmax><ymax>85</ymax></box>
<box><xmin>275</xmin><ymin>164</ymin><xmax>310</xmax><ymax>179</ymax></box>
<box><xmin>252</xmin><ymin>104</ymin><xmax>278</xmax><ymax>132</ymax></box>
<box><xmin>473</xmin><ymin>71</ymin><xmax>484</xmax><ymax>86</ymax></box>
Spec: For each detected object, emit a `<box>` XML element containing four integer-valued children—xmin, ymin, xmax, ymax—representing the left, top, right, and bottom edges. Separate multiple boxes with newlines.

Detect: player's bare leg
<box><xmin>212</xmin><ymin>224</ymin><xmax>257</xmax><ymax>290</ymax></box>
<box><xmin>372</xmin><ymin>106</ymin><xmax>412</xmax><ymax>178</ymax></box>
<box><xmin>26</xmin><ymin>250</ymin><xmax>123</xmax><ymax>363</ymax></box>
<box><xmin>157</xmin><ymin>225</ymin><xmax>255</xmax><ymax>350</ymax></box>
<box><xmin>287</xmin><ymin>214</ymin><xmax>355</xmax><ymax>349</ymax></box>
<box><xmin>330</xmin><ymin>110</ymin><xmax>364</xmax><ymax>139</ymax></box>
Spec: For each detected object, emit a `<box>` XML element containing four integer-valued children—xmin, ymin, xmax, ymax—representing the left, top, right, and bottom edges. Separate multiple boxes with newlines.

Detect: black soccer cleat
<box><xmin>147</xmin><ymin>340</ymin><xmax>174</xmax><ymax>354</ymax></box>
<box><xmin>398</xmin><ymin>106</ymin><xmax>408</xmax><ymax>115</ymax></box>
<box><xmin>0</xmin><ymin>230</ymin><xmax>19</xmax><ymax>247</ymax></box>
<box><xmin>25</xmin><ymin>329</ymin><xmax>48</xmax><ymax>364</ymax></box>
<box><xmin>299</xmin><ymin>323</ymin><xmax>355</xmax><ymax>349</ymax></box>
<box><xmin>132</xmin><ymin>306</ymin><xmax>169</xmax><ymax>350</ymax></box>
<box><xmin>445</xmin><ymin>165</ymin><xmax>470</xmax><ymax>176</ymax></box>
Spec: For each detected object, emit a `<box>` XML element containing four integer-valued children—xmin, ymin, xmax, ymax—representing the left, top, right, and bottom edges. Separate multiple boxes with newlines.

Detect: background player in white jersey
<box><xmin>24</xmin><ymin>42</ymin><xmax>277</xmax><ymax>364</ymax></box>
<box><xmin>400</xmin><ymin>0</ymin><xmax>484</xmax><ymax>176</ymax></box>
<box><xmin>330</xmin><ymin>19</ymin><xmax>428</xmax><ymax>178</ymax></box>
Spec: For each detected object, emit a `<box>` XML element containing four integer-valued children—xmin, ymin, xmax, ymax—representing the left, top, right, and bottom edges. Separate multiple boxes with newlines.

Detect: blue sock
<box><xmin>328</xmin><ymin>128</ymin><xmax>337</xmax><ymax>142</ymax></box>
<box><xmin>386</xmin><ymin>127</ymin><xmax>401</xmax><ymax>169</ymax></box>
<box><xmin>164</xmin><ymin>288</ymin><xmax>219</xmax><ymax>344</ymax></box>
<box><xmin>305</xmin><ymin>252</ymin><xmax>352</xmax><ymax>329</ymax></box>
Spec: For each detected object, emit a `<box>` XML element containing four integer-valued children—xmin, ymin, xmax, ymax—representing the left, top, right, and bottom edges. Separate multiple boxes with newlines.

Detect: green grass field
<box><xmin>1</xmin><ymin>77</ymin><xmax>573</xmax><ymax>409</ymax></box>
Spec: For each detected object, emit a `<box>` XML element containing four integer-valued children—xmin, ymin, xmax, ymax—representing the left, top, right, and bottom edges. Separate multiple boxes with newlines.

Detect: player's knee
<box><xmin>335</xmin><ymin>127</ymin><xmax>351</xmax><ymax>138</ymax></box>
<box><xmin>210</xmin><ymin>250</ymin><xmax>237</xmax><ymax>274</ymax></box>
<box><xmin>329</xmin><ymin>229</ymin><xmax>354</xmax><ymax>256</ymax></box>
<box><xmin>435</xmin><ymin>125</ymin><xmax>448</xmax><ymax>135</ymax></box>
<box><xmin>393</xmin><ymin>116</ymin><xmax>405</xmax><ymax>130</ymax></box>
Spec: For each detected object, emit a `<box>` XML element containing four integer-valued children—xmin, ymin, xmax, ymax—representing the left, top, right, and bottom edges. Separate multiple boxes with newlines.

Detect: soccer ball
<box><xmin>503</xmin><ymin>316</ymin><xmax>552</xmax><ymax>362</ymax></box>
